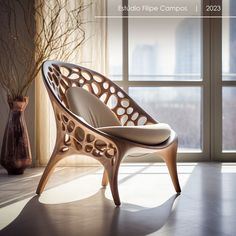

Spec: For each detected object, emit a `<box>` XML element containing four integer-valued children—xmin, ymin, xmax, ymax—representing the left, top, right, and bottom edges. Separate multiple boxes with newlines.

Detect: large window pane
<box><xmin>107</xmin><ymin>0</ymin><xmax>122</xmax><ymax>81</ymax></box>
<box><xmin>222</xmin><ymin>0</ymin><xmax>236</xmax><ymax>80</ymax></box>
<box><xmin>223</xmin><ymin>87</ymin><xmax>236</xmax><ymax>151</ymax></box>
<box><xmin>128</xmin><ymin>0</ymin><xmax>202</xmax><ymax>81</ymax></box>
<box><xmin>129</xmin><ymin>87</ymin><xmax>202</xmax><ymax>151</ymax></box>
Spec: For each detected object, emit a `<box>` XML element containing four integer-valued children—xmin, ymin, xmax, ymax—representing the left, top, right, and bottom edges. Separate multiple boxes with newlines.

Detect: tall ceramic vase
<box><xmin>0</xmin><ymin>96</ymin><xmax>32</xmax><ymax>174</ymax></box>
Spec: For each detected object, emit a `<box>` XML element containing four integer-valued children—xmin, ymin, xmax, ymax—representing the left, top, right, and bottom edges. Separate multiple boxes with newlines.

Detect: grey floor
<box><xmin>0</xmin><ymin>163</ymin><xmax>236</xmax><ymax>236</ymax></box>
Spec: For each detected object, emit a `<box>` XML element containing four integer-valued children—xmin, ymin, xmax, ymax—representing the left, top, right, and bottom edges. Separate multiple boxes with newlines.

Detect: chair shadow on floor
<box><xmin>0</xmin><ymin>189</ymin><xmax>179</xmax><ymax>236</ymax></box>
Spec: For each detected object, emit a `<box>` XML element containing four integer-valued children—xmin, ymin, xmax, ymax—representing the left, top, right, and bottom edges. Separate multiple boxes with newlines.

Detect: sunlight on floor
<box><xmin>0</xmin><ymin>197</ymin><xmax>31</xmax><ymax>230</ymax></box>
<box><xmin>221</xmin><ymin>163</ymin><xmax>236</xmax><ymax>173</ymax></box>
<box><xmin>0</xmin><ymin>163</ymin><xmax>196</xmax><ymax>230</ymax></box>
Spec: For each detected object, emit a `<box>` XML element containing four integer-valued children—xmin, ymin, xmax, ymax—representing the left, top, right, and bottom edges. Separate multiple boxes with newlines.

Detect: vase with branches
<box><xmin>0</xmin><ymin>0</ymin><xmax>88</xmax><ymax>174</ymax></box>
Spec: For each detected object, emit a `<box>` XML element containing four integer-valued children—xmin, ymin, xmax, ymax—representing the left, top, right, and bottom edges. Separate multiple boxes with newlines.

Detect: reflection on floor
<box><xmin>0</xmin><ymin>163</ymin><xmax>236</xmax><ymax>236</ymax></box>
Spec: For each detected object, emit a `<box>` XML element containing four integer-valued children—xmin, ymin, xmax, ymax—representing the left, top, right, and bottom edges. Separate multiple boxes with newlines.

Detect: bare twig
<box><xmin>0</xmin><ymin>0</ymin><xmax>90</xmax><ymax>101</ymax></box>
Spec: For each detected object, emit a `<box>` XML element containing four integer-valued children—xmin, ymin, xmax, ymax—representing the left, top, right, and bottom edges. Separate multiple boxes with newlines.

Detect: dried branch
<box><xmin>0</xmin><ymin>0</ymin><xmax>90</xmax><ymax>101</ymax></box>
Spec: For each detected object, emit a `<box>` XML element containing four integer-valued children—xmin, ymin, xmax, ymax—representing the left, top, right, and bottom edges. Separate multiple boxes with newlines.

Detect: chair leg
<box><xmin>165</xmin><ymin>155</ymin><xmax>181</xmax><ymax>193</ymax></box>
<box><xmin>108</xmin><ymin>168</ymin><xmax>120</xmax><ymax>206</ymax></box>
<box><xmin>161</xmin><ymin>142</ymin><xmax>181</xmax><ymax>193</ymax></box>
<box><xmin>102</xmin><ymin>169</ymin><xmax>109</xmax><ymax>187</ymax></box>
<box><xmin>105</xmin><ymin>160</ymin><xmax>121</xmax><ymax>206</ymax></box>
<box><xmin>36</xmin><ymin>150</ymin><xmax>61</xmax><ymax>195</ymax></box>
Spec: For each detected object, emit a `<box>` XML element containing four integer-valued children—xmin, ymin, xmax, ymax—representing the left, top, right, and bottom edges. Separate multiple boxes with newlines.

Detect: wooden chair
<box><xmin>36</xmin><ymin>60</ymin><xmax>181</xmax><ymax>206</ymax></box>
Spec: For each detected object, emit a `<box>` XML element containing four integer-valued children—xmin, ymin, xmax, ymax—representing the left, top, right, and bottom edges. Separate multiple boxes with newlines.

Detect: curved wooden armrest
<box><xmin>50</xmin><ymin>98</ymin><xmax>119</xmax><ymax>161</ymax></box>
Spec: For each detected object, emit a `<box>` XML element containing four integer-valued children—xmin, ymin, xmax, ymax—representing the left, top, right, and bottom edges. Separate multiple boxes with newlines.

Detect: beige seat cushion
<box><xmin>66</xmin><ymin>87</ymin><xmax>121</xmax><ymax>128</ymax></box>
<box><xmin>66</xmin><ymin>87</ymin><xmax>171</xmax><ymax>145</ymax></box>
<box><xmin>98</xmin><ymin>123</ymin><xmax>171</xmax><ymax>145</ymax></box>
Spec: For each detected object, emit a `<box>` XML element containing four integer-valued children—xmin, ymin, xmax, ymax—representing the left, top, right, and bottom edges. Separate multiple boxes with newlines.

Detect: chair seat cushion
<box><xmin>98</xmin><ymin>123</ymin><xmax>171</xmax><ymax>145</ymax></box>
<box><xmin>66</xmin><ymin>87</ymin><xmax>121</xmax><ymax>128</ymax></box>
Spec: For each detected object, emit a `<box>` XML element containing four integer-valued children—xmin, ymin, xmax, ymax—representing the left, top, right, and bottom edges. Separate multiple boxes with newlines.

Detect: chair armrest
<box><xmin>52</xmin><ymin>99</ymin><xmax>119</xmax><ymax>160</ymax></box>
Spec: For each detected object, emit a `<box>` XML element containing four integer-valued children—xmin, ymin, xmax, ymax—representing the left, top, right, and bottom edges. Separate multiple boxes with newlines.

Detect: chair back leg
<box><xmin>160</xmin><ymin>140</ymin><xmax>181</xmax><ymax>193</ymax></box>
<box><xmin>102</xmin><ymin>169</ymin><xmax>109</xmax><ymax>187</ymax></box>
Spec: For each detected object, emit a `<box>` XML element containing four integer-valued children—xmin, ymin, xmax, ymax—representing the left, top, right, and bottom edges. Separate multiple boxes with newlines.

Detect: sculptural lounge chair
<box><xmin>36</xmin><ymin>60</ymin><xmax>181</xmax><ymax>206</ymax></box>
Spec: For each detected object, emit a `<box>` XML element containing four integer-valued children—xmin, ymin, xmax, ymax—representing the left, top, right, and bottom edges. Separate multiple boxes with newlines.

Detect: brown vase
<box><xmin>0</xmin><ymin>96</ymin><xmax>32</xmax><ymax>175</ymax></box>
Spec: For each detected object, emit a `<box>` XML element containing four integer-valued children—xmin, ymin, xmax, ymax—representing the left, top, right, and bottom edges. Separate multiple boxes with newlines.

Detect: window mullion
<box><xmin>210</xmin><ymin>0</ymin><xmax>223</xmax><ymax>160</ymax></box>
<box><xmin>122</xmin><ymin>0</ymin><xmax>129</xmax><ymax>93</ymax></box>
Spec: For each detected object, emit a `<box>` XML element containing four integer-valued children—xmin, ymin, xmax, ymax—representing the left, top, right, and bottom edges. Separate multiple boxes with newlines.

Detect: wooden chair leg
<box><xmin>165</xmin><ymin>155</ymin><xmax>181</xmax><ymax>193</ymax></box>
<box><xmin>108</xmin><ymin>169</ymin><xmax>120</xmax><ymax>206</ymax></box>
<box><xmin>105</xmin><ymin>160</ymin><xmax>121</xmax><ymax>206</ymax></box>
<box><xmin>161</xmin><ymin>141</ymin><xmax>181</xmax><ymax>193</ymax></box>
<box><xmin>102</xmin><ymin>169</ymin><xmax>109</xmax><ymax>187</ymax></box>
<box><xmin>36</xmin><ymin>151</ymin><xmax>61</xmax><ymax>195</ymax></box>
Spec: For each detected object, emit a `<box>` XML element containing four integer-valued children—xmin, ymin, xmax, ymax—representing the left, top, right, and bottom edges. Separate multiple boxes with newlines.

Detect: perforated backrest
<box><xmin>43</xmin><ymin>61</ymin><xmax>157</xmax><ymax>126</ymax></box>
<box><xmin>66</xmin><ymin>87</ymin><xmax>121</xmax><ymax>128</ymax></box>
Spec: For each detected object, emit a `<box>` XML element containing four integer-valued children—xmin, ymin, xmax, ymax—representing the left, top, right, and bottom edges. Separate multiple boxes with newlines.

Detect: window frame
<box><xmin>109</xmin><ymin>0</ymin><xmax>236</xmax><ymax>161</ymax></box>
<box><xmin>213</xmin><ymin>0</ymin><xmax>236</xmax><ymax>161</ymax></box>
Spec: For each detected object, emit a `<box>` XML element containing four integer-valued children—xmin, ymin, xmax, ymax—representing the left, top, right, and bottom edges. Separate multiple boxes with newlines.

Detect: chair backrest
<box><xmin>42</xmin><ymin>60</ymin><xmax>157</xmax><ymax>126</ymax></box>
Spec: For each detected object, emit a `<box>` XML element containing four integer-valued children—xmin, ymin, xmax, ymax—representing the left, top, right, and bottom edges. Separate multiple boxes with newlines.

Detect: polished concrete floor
<box><xmin>0</xmin><ymin>163</ymin><xmax>236</xmax><ymax>236</ymax></box>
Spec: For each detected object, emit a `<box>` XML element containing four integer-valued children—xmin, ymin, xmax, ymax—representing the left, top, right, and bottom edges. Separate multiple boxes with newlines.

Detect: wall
<box><xmin>0</xmin><ymin>0</ymin><xmax>36</xmax><ymax>167</ymax></box>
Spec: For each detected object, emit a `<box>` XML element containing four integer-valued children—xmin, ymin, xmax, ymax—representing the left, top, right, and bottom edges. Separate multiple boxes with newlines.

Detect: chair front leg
<box><xmin>107</xmin><ymin>164</ymin><xmax>121</xmax><ymax>206</ymax></box>
<box><xmin>103</xmin><ymin>154</ymin><xmax>124</xmax><ymax>206</ymax></box>
<box><xmin>36</xmin><ymin>145</ymin><xmax>63</xmax><ymax>195</ymax></box>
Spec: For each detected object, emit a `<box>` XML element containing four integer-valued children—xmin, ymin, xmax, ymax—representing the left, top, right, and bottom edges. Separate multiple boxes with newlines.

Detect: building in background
<box><xmin>175</xmin><ymin>19</ymin><xmax>201</xmax><ymax>75</ymax></box>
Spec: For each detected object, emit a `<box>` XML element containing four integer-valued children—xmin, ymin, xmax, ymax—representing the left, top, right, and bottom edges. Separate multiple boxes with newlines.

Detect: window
<box><xmin>223</xmin><ymin>87</ymin><xmax>236</xmax><ymax>151</ymax></box>
<box><xmin>222</xmin><ymin>0</ymin><xmax>236</xmax><ymax>152</ymax></box>
<box><xmin>107</xmin><ymin>0</ymin><xmax>236</xmax><ymax>161</ymax></box>
<box><xmin>129</xmin><ymin>87</ymin><xmax>202</xmax><ymax>151</ymax></box>
<box><xmin>107</xmin><ymin>0</ymin><xmax>122</xmax><ymax>81</ymax></box>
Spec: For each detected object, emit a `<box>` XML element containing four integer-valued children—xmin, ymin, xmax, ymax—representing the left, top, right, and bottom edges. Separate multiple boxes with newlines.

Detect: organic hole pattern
<box><xmin>55</xmin><ymin>111</ymin><xmax>118</xmax><ymax>160</ymax></box>
<box><xmin>44</xmin><ymin>62</ymin><xmax>157</xmax><ymax>159</ymax></box>
<box><xmin>47</xmin><ymin>63</ymin><xmax>155</xmax><ymax>126</ymax></box>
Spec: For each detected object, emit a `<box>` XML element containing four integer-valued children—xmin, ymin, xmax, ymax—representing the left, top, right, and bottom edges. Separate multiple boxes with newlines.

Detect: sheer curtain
<box><xmin>36</xmin><ymin>0</ymin><xmax>107</xmax><ymax>166</ymax></box>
